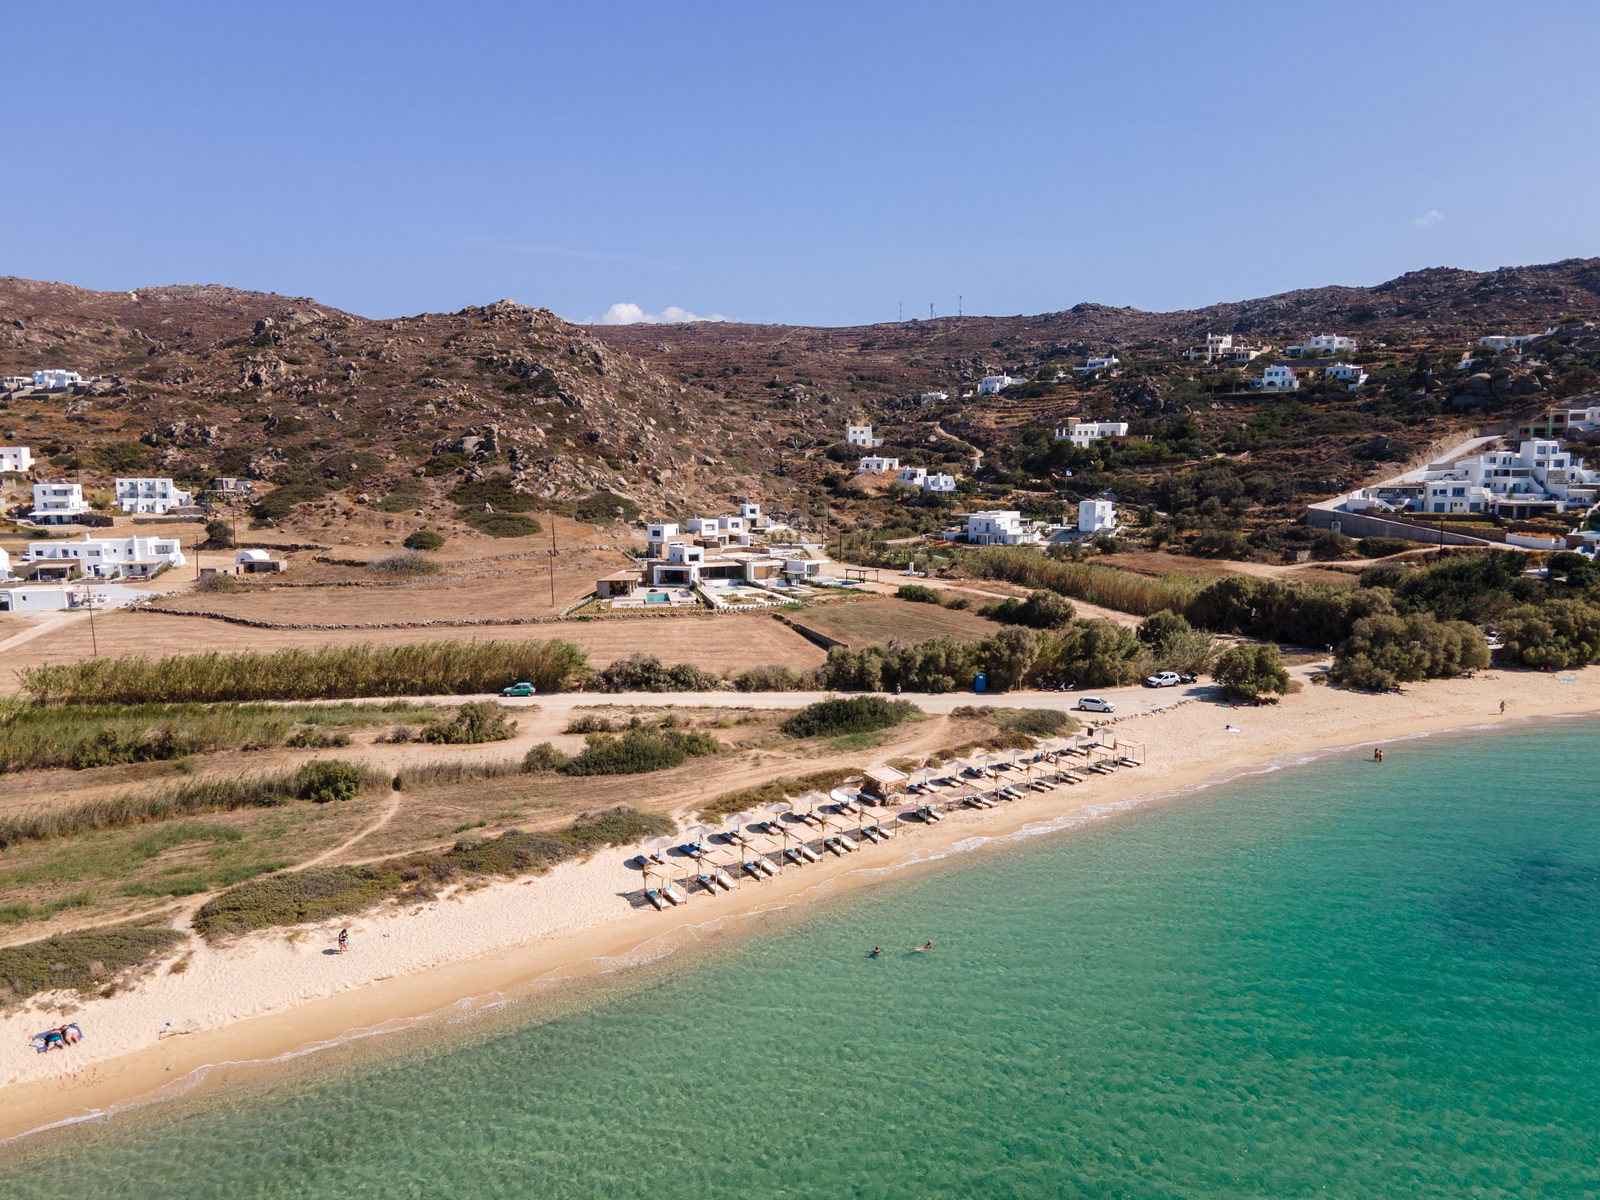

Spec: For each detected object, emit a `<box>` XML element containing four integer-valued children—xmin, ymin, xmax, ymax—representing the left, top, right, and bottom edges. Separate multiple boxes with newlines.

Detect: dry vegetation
<box><xmin>786</xmin><ymin>597</ymin><xmax>1000</xmax><ymax>648</ymax></box>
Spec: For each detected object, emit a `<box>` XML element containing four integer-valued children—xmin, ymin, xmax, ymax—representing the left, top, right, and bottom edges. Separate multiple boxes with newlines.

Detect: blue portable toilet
<box><xmin>973</xmin><ymin>671</ymin><xmax>988</xmax><ymax>693</ymax></box>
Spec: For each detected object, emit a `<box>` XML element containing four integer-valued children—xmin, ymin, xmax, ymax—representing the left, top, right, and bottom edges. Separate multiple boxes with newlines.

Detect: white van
<box><xmin>1075</xmin><ymin>696</ymin><xmax>1115</xmax><ymax>714</ymax></box>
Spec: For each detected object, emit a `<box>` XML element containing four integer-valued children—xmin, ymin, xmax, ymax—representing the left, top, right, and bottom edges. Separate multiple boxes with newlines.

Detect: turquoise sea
<box><xmin>4</xmin><ymin>720</ymin><xmax>1600</xmax><ymax>1198</ymax></box>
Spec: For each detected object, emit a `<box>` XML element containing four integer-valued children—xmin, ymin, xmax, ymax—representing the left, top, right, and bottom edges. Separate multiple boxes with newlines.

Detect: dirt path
<box><xmin>300</xmin><ymin>788</ymin><xmax>403</xmax><ymax>867</ymax></box>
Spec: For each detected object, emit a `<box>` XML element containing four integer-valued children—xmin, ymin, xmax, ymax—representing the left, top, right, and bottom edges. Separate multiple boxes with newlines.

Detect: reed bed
<box><xmin>0</xmin><ymin>762</ymin><xmax>384</xmax><ymax>849</ymax></box>
<box><xmin>965</xmin><ymin>547</ymin><xmax>1208</xmax><ymax>616</ymax></box>
<box><xmin>393</xmin><ymin>758</ymin><xmax>525</xmax><ymax>789</ymax></box>
<box><xmin>0</xmin><ymin>701</ymin><xmax>421</xmax><ymax>774</ymax></box>
<box><xmin>20</xmin><ymin>639</ymin><xmax>589</xmax><ymax>705</ymax></box>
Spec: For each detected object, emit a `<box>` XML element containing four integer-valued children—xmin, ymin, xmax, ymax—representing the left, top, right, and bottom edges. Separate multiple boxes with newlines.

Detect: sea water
<box><xmin>4</xmin><ymin>720</ymin><xmax>1599</xmax><ymax>1198</ymax></box>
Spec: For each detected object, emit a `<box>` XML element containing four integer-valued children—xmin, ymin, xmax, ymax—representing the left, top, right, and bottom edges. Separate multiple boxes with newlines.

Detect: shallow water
<box><xmin>5</xmin><ymin>722</ymin><xmax>1600</xmax><ymax>1197</ymax></box>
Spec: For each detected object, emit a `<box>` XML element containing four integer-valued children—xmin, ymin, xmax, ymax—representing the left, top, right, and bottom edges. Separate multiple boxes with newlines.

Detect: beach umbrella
<box><xmin>830</xmin><ymin>786</ymin><xmax>867</xmax><ymax>836</ymax></box>
<box><xmin>644</xmin><ymin>834</ymin><xmax>683</xmax><ymax>889</ymax></box>
<box><xmin>762</xmin><ymin>801</ymin><xmax>794</xmax><ymax>847</ymax></box>
<box><xmin>684</xmin><ymin>824</ymin><xmax>718</xmax><ymax>870</ymax></box>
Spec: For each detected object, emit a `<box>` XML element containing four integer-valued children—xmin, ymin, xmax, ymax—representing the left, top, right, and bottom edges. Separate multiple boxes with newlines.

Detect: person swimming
<box><xmin>868</xmin><ymin>947</ymin><xmax>882</xmax><ymax>958</ymax></box>
<box><xmin>913</xmin><ymin>941</ymin><xmax>934</xmax><ymax>952</ymax></box>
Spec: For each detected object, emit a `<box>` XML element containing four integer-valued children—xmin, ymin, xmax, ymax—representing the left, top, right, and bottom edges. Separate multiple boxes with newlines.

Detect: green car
<box><xmin>500</xmin><ymin>682</ymin><xmax>535</xmax><ymax>697</ymax></box>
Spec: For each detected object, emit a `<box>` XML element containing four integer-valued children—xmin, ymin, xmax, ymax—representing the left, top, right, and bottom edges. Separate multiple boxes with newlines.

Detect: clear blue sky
<box><xmin>7</xmin><ymin>0</ymin><xmax>1598</xmax><ymax>326</ymax></box>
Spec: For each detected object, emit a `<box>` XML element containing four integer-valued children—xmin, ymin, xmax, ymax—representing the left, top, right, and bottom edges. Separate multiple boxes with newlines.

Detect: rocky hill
<box><xmin>2</xmin><ymin>259</ymin><xmax>1597</xmax><ymax>537</ymax></box>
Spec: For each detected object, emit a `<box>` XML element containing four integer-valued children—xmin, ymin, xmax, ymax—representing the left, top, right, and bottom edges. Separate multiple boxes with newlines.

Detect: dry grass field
<box><xmin>787</xmin><ymin>597</ymin><xmax>1001</xmax><ymax>648</ymax></box>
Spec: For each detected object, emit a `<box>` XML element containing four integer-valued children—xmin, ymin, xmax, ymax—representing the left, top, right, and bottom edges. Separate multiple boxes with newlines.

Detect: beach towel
<box><xmin>31</xmin><ymin>1024</ymin><xmax>82</xmax><ymax>1053</ymax></box>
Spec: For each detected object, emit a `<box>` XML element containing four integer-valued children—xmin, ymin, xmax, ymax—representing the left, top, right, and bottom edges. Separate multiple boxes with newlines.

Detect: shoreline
<box><xmin>3</xmin><ymin>670</ymin><xmax>1598</xmax><ymax>1146</ymax></box>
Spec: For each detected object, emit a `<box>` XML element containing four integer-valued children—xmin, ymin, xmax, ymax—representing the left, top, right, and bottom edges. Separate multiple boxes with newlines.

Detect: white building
<box><xmin>896</xmin><ymin>467</ymin><xmax>927</xmax><ymax>488</ymax></box>
<box><xmin>978</xmin><ymin>374</ymin><xmax>1018</xmax><ymax>394</ymax></box>
<box><xmin>962</xmin><ymin>510</ymin><xmax>1048</xmax><ymax>546</ymax></box>
<box><xmin>1255</xmin><ymin>365</ymin><xmax>1300</xmax><ymax>391</ymax></box>
<box><xmin>1</xmin><ymin>376</ymin><xmax>30</xmax><ymax>390</ymax></box>
<box><xmin>1479</xmin><ymin>333</ymin><xmax>1539</xmax><ymax>351</ymax></box>
<box><xmin>1075</xmin><ymin>355</ymin><xmax>1120</xmax><ymax>375</ymax></box>
<box><xmin>1078</xmin><ymin>498</ymin><xmax>1117</xmax><ymax>534</ymax></box>
<box><xmin>0</xmin><ymin>584</ymin><xmax>110</xmax><ymax>613</ymax></box>
<box><xmin>857</xmin><ymin>455</ymin><xmax>900</xmax><ymax>473</ymax></box>
<box><xmin>1053</xmin><ymin>420</ymin><xmax>1129</xmax><ymax>447</ymax></box>
<box><xmin>1285</xmin><ymin>334</ymin><xmax>1357</xmax><ymax>357</ymax></box>
<box><xmin>923</xmin><ymin>472</ymin><xmax>957</xmax><ymax>493</ymax></box>
<box><xmin>685</xmin><ymin>514</ymin><xmax>751</xmax><ymax>547</ymax></box>
<box><xmin>25</xmin><ymin>534</ymin><xmax>186</xmax><ymax>580</ymax></box>
<box><xmin>645</xmin><ymin>521</ymin><xmax>682</xmax><ymax>557</ymax></box>
<box><xmin>1185</xmin><ymin>333</ymin><xmax>1266</xmax><ymax>364</ymax></box>
<box><xmin>30</xmin><ymin>481</ymin><xmax>92</xmax><ymax>524</ymax></box>
<box><xmin>115</xmin><ymin>476</ymin><xmax>193</xmax><ymax>514</ymax></box>
<box><xmin>917</xmin><ymin>391</ymin><xmax>949</xmax><ymax>406</ymax></box>
<box><xmin>0</xmin><ymin>446</ymin><xmax>33</xmax><ymax>473</ymax></box>
<box><xmin>31</xmin><ymin>369</ymin><xmax>84</xmax><ymax>389</ymax></box>
<box><xmin>1323</xmin><ymin>362</ymin><xmax>1368</xmax><ymax>389</ymax></box>
<box><xmin>845</xmin><ymin>423</ymin><xmax>883</xmax><ymax>448</ymax></box>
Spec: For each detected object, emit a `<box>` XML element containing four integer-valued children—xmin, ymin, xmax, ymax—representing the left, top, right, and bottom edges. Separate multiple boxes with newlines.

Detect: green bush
<box><xmin>589</xmin><ymin>654</ymin><xmax>720</xmax><ymax>693</ymax></box>
<box><xmin>732</xmin><ymin>664</ymin><xmax>808</xmax><ymax>691</ymax></box>
<box><xmin>1494</xmin><ymin>599</ymin><xmax>1600</xmax><ymax>671</ymax></box>
<box><xmin>0</xmin><ymin>924</ymin><xmax>186</xmax><ymax>1005</ymax></box>
<box><xmin>294</xmin><ymin>760</ymin><xmax>373</xmax><ymax>804</ymax></box>
<box><xmin>1356</xmin><ymin>536</ymin><xmax>1413</xmax><ymax>558</ymax></box>
<box><xmin>558</xmin><ymin>729</ymin><xmax>720</xmax><ymax>776</ymax></box>
<box><xmin>447</xmin><ymin>477</ymin><xmax>540</xmax><ymax>511</ymax></box>
<box><xmin>460</xmin><ymin>511</ymin><xmax>543</xmax><ymax>538</ymax></box>
<box><xmin>204</xmin><ymin>519</ymin><xmax>235</xmax><ymax>548</ymax></box>
<box><xmin>403</xmin><ymin>530</ymin><xmax>446</xmax><ymax>551</ymax></box>
<box><xmin>896</xmin><ymin>584</ymin><xmax>942</xmax><ymax>603</ymax></box>
<box><xmin>193</xmin><ymin>866</ymin><xmax>401</xmax><ymax>939</ymax></box>
<box><xmin>569</xmin><ymin>490</ymin><xmax>641</xmax><ymax>525</ymax></box>
<box><xmin>417</xmin><ymin>701</ymin><xmax>518</xmax><ymax>744</ymax></box>
<box><xmin>522</xmin><ymin>742</ymin><xmax>570</xmax><ymax>772</ymax></box>
<box><xmin>371</xmin><ymin>551</ymin><xmax>440</xmax><ymax>577</ymax></box>
<box><xmin>779</xmin><ymin>696</ymin><xmax>922</xmax><ymax>739</ymax></box>
<box><xmin>1212</xmin><ymin>644</ymin><xmax>1291</xmax><ymax>700</ymax></box>
<box><xmin>1332</xmin><ymin>612</ymin><xmax>1490</xmax><ymax>690</ymax></box>
<box><xmin>982</xmin><ymin>589</ymin><xmax>1077</xmax><ymax>630</ymax></box>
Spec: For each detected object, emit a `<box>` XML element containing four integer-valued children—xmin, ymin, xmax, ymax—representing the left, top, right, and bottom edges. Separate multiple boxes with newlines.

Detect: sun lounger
<box><xmin>860</xmin><ymin>826</ymin><xmax>885</xmax><ymax>843</ymax></box>
<box><xmin>824</xmin><ymin>838</ymin><xmax>847</xmax><ymax>856</ymax></box>
<box><xmin>1116</xmin><ymin>756</ymin><xmax>1142</xmax><ymax>767</ymax></box>
<box><xmin>869</xmin><ymin>822</ymin><xmax>896</xmax><ymax>839</ymax></box>
<box><xmin>743</xmin><ymin>861</ymin><xmax>767</xmax><ymax>880</ymax></box>
<box><xmin>697</xmin><ymin>873</ymin><xmax>721</xmax><ymax>894</ymax></box>
<box><xmin>645</xmin><ymin>888</ymin><xmax>668</xmax><ymax>911</ymax></box>
<box><xmin>714</xmin><ymin>868</ymin><xmax>738</xmax><ymax>890</ymax></box>
<box><xmin>680</xmin><ymin>843</ymin><xmax>705</xmax><ymax>858</ymax></box>
<box><xmin>836</xmin><ymin>834</ymin><xmax>859</xmax><ymax>851</ymax></box>
<box><xmin>798</xmin><ymin>844</ymin><xmax>821</xmax><ymax>862</ymax></box>
<box><xmin>662</xmin><ymin>884</ymin><xmax>687</xmax><ymax>905</ymax></box>
<box><xmin>783</xmin><ymin>848</ymin><xmax>805</xmax><ymax>866</ymax></box>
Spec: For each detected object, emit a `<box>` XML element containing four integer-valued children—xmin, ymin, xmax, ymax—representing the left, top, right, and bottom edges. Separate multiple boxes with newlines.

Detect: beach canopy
<box><xmin>863</xmin><ymin>764</ymin><xmax>908</xmax><ymax>788</ymax></box>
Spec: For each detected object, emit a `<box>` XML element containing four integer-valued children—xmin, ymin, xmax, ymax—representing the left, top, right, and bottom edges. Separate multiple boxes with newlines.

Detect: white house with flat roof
<box><xmin>1053</xmin><ymin>420</ymin><xmax>1129</xmax><ymax>448</ymax></box>
<box><xmin>1078</xmin><ymin>498</ymin><xmax>1118</xmax><ymax>534</ymax></box>
<box><xmin>963</xmin><ymin>510</ymin><xmax>1049</xmax><ymax>545</ymax></box>
<box><xmin>1075</xmin><ymin>355</ymin><xmax>1120</xmax><ymax>375</ymax></box>
<box><xmin>978</xmin><ymin>374</ymin><xmax>1018</xmax><ymax>394</ymax></box>
<box><xmin>857</xmin><ymin>455</ymin><xmax>900</xmax><ymax>474</ymax></box>
<box><xmin>845</xmin><ymin>423</ymin><xmax>883</xmax><ymax>448</ymax></box>
<box><xmin>917</xmin><ymin>391</ymin><xmax>949</xmax><ymax>406</ymax></box>
<box><xmin>0</xmin><ymin>446</ymin><xmax>33</xmax><ymax>473</ymax></box>
<box><xmin>1</xmin><ymin>376</ymin><xmax>29</xmax><ymax>390</ymax></box>
<box><xmin>923</xmin><ymin>472</ymin><xmax>957</xmax><ymax>493</ymax></box>
<box><xmin>1323</xmin><ymin>362</ymin><xmax>1368</xmax><ymax>389</ymax></box>
<box><xmin>1285</xmin><ymin>334</ymin><xmax>1357</xmax><ymax>357</ymax></box>
<box><xmin>25</xmin><ymin>534</ymin><xmax>185</xmax><ymax>580</ymax></box>
<box><xmin>1256</xmin><ymin>365</ymin><xmax>1300</xmax><ymax>391</ymax></box>
<box><xmin>1479</xmin><ymin>333</ymin><xmax>1540</xmax><ymax>351</ymax></box>
<box><xmin>685</xmin><ymin>514</ymin><xmax>751</xmax><ymax>547</ymax></box>
<box><xmin>31</xmin><ymin>369</ymin><xmax>84</xmax><ymax>389</ymax></box>
<box><xmin>30</xmin><ymin>481</ymin><xmax>92</xmax><ymax>524</ymax></box>
<box><xmin>115</xmin><ymin>476</ymin><xmax>192</xmax><ymax>514</ymax></box>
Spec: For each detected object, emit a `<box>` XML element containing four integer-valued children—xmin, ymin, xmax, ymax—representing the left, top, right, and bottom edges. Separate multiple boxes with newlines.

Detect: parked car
<box><xmin>1144</xmin><ymin>671</ymin><xmax>1182</xmax><ymax>688</ymax></box>
<box><xmin>1076</xmin><ymin>696</ymin><xmax>1115</xmax><ymax>713</ymax></box>
<box><xmin>500</xmin><ymin>682</ymin><xmax>535</xmax><ymax>697</ymax></box>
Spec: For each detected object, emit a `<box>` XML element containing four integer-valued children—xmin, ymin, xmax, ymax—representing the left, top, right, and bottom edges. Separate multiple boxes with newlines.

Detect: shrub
<box><xmin>983</xmin><ymin>707</ymin><xmax>1078</xmax><ymax>738</ymax></box>
<box><xmin>558</xmin><ymin>729</ymin><xmax>720</xmax><ymax>776</ymax></box>
<box><xmin>1310</xmin><ymin>530</ymin><xmax>1356</xmax><ymax>561</ymax></box>
<box><xmin>1332</xmin><ymin>613</ymin><xmax>1492</xmax><ymax>690</ymax></box>
<box><xmin>0</xmin><ymin>924</ymin><xmax>186</xmax><ymax>1005</ymax></box>
<box><xmin>1357</xmin><ymin>536</ymin><xmax>1413</xmax><ymax>558</ymax></box>
<box><xmin>204</xmin><ymin>519</ymin><xmax>234</xmax><ymax>548</ymax></box>
<box><xmin>294</xmin><ymin>760</ymin><xmax>372</xmax><ymax>803</ymax></box>
<box><xmin>564</xmin><ymin>714</ymin><xmax>617</xmax><ymax>734</ymax></box>
<box><xmin>417</xmin><ymin>701</ymin><xmax>518</xmax><ymax>744</ymax></box>
<box><xmin>447</xmin><ymin>476</ymin><xmax>540</xmax><ymax>512</ymax></box>
<box><xmin>732</xmin><ymin>664</ymin><xmax>808</xmax><ymax>692</ymax></box>
<box><xmin>965</xmin><ymin>546</ymin><xmax>1206</xmax><ymax>616</ymax></box>
<box><xmin>780</xmin><ymin>696</ymin><xmax>922</xmax><ymax>739</ymax></box>
<box><xmin>1494</xmin><ymin>599</ymin><xmax>1600</xmax><ymax>671</ymax></box>
<box><xmin>897</xmin><ymin>584</ymin><xmax>942</xmax><ymax>604</ymax></box>
<box><xmin>403</xmin><ymin>530</ymin><xmax>446</xmax><ymax>551</ymax></box>
<box><xmin>697</xmin><ymin>768</ymin><xmax>862</xmax><ymax>822</ymax></box>
<box><xmin>589</xmin><ymin>654</ymin><xmax>721</xmax><ymax>693</ymax></box>
<box><xmin>460</xmin><ymin>511</ymin><xmax>543</xmax><ymax>538</ymax></box>
<box><xmin>284</xmin><ymin>728</ymin><xmax>352</xmax><ymax>748</ymax></box>
<box><xmin>371</xmin><ymin>550</ymin><xmax>440</xmax><ymax>577</ymax></box>
<box><xmin>982</xmin><ymin>589</ymin><xmax>1077</xmax><ymax>630</ymax></box>
<box><xmin>193</xmin><ymin>866</ymin><xmax>401</xmax><ymax>940</ymax></box>
<box><xmin>522</xmin><ymin>742</ymin><xmax>570</xmax><ymax>772</ymax></box>
<box><xmin>1212</xmin><ymin>644</ymin><xmax>1291</xmax><ymax>700</ymax></box>
<box><xmin>22</xmin><ymin>639</ymin><xmax>588</xmax><ymax>704</ymax></box>
<box><xmin>569</xmin><ymin>490</ymin><xmax>641</xmax><ymax>525</ymax></box>
<box><xmin>193</xmin><ymin>572</ymin><xmax>242</xmax><ymax>594</ymax></box>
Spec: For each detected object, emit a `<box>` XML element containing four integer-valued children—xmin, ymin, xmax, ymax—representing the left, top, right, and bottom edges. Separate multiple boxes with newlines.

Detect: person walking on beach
<box><xmin>337</xmin><ymin>928</ymin><xmax>349</xmax><ymax>954</ymax></box>
<box><xmin>1500</xmin><ymin>699</ymin><xmax>1507</xmax><ymax>714</ymax></box>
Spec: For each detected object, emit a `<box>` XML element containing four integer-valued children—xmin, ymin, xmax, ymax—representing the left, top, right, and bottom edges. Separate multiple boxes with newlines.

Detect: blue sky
<box><xmin>6</xmin><ymin>0</ymin><xmax>1598</xmax><ymax>326</ymax></box>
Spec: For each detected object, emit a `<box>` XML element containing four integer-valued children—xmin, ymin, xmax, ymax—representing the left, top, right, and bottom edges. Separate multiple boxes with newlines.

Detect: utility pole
<box><xmin>79</xmin><ymin>582</ymin><xmax>98</xmax><ymax>657</ymax></box>
<box><xmin>958</xmin><ymin>294</ymin><xmax>963</xmax><ymax>318</ymax></box>
<box><xmin>547</xmin><ymin>519</ymin><xmax>558</xmax><ymax>607</ymax></box>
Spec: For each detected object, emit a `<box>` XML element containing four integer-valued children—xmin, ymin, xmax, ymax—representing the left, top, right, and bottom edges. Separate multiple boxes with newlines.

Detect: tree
<box><xmin>985</xmin><ymin>589</ymin><xmax>1076</xmax><ymax>630</ymax></box>
<box><xmin>1212</xmin><ymin>644</ymin><xmax>1290</xmax><ymax>701</ymax></box>
<box><xmin>204</xmin><ymin>519</ymin><xmax>234</xmax><ymax>549</ymax></box>
<box><xmin>1497</xmin><ymin>599</ymin><xmax>1600</xmax><ymax>670</ymax></box>
<box><xmin>1137</xmin><ymin>609</ymin><xmax>1192</xmax><ymax>648</ymax></box>
<box><xmin>1332</xmin><ymin>613</ymin><xmax>1490</xmax><ymax>690</ymax></box>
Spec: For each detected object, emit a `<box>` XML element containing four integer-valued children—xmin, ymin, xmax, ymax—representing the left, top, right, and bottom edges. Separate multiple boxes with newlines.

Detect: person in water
<box><xmin>1373</xmin><ymin>748</ymin><xmax>1384</xmax><ymax>762</ymax></box>
<box><xmin>869</xmin><ymin>947</ymin><xmax>882</xmax><ymax>958</ymax></box>
<box><xmin>914</xmin><ymin>941</ymin><xmax>934</xmax><ymax>952</ymax></box>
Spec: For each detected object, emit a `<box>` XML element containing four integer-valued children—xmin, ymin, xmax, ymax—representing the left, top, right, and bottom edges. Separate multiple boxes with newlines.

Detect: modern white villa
<box><xmin>1323</xmin><ymin>362</ymin><xmax>1368</xmax><ymax>389</ymax></box>
<box><xmin>1285</xmin><ymin>334</ymin><xmax>1357</xmax><ymax>357</ymax></box>
<box><xmin>1053</xmin><ymin>420</ymin><xmax>1129</xmax><ymax>447</ymax></box>
<box><xmin>978</xmin><ymin>374</ymin><xmax>1018</xmax><ymax>394</ymax></box>
<box><xmin>1186</xmin><ymin>333</ymin><xmax>1267</xmax><ymax>363</ymax></box>
<box><xmin>857</xmin><ymin>455</ymin><xmax>900</xmax><ymax>473</ymax></box>
<box><xmin>917</xmin><ymin>391</ymin><xmax>949</xmax><ymax>406</ymax></box>
<box><xmin>0</xmin><ymin>446</ymin><xmax>33</xmax><ymax>473</ymax></box>
<box><xmin>961</xmin><ymin>510</ymin><xmax>1052</xmax><ymax>545</ymax></box>
<box><xmin>845</xmin><ymin>423</ymin><xmax>884</xmax><ymax>448</ymax></box>
<box><xmin>1255</xmin><ymin>365</ymin><xmax>1300</xmax><ymax>391</ymax></box>
<box><xmin>1077</xmin><ymin>498</ymin><xmax>1118</xmax><ymax>534</ymax></box>
<box><xmin>29</xmin><ymin>481</ymin><xmax>92</xmax><ymax>524</ymax></box>
<box><xmin>30</xmin><ymin>369</ymin><xmax>85</xmax><ymax>389</ymax></box>
<box><xmin>895</xmin><ymin>466</ymin><xmax>958</xmax><ymax>493</ymax></box>
<box><xmin>1074</xmin><ymin>355</ymin><xmax>1120</xmax><ymax>375</ymax></box>
<box><xmin>25</xmin><ymin>534</ymin><xmax>186</xmax><ymax>580</ymax></box>
<box><xmin>1478</xmin><ymin>333</ymin><xmax>1541</xmax><ymax>351</ymax></box>
<box><xmin>114</xmin><ymin>476</ymin><xmax>193</xmax><ymax>514</ymax></box>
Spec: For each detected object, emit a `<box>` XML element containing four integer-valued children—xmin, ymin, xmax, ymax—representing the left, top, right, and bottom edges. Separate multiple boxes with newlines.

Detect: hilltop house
<box><xmin>978</xmin><ymin>374</ymin><xmax>1018</xmax><ymax>394</ymax></box>
<box><xmin>1255</xmin><ymin>365</ymin><xmax>1300</xmax><ymax>391</ymax></box>
<box><xmin>917</xmin><ymin>391</ymin><xmax>949</xmax><ymax>406</ymax></box>
<box><xmin>685</xmin><ymin>514</ymin><xmax>751</xmax><ymax>547</ymax></box>
<box><xmin>1077</xmin><ymin>498</ymin><xmax>1117</xmax><ymax>534</ymax></box>
<box><xmin>25</xmin><ymin>533</ymin><xmax>186</xmax><ymax>580</ymax></box>
<box><xmin>1</xmin><ymin>376</ymin><xmax>29</xmax><ymax>390</ymax></box>
<box><xmin>31</xmin><ymin>369</ymin><xmax>84</xmax><ymax>389</ymax></box>
<box><xmin>896</xmin><ymin>467</ymin><xmax>959</xmax><ymax>493</ymax></box>
<box><xmin>845</xmin><ymin>423</ymin><xmax>883</xmax><ymax>448</ymax></box>
<box><xmin>1323</xmin><ymin>362</ymin><xmax>1368</xmax><ymax>389</ymax></box>
<box><xmin>29</xmin><ymin>482</ymin><xmax>92</xmax><ymax>524</ymax></box>
<box><xmin>1517</xmin><ymin>403</ymin><xmax>1600</xmax><ymax>440</ymax></box>
<box><xmin>1285</xmin><ymin>334</ymin><xmax>1357</xmax><ymax>357</ymax></box>
<box><xmin>962</xmin><ymin>510</ymin><xmax>1050</xmax><ymax>546</ymax></box>
<box><xmin>1186</xmin><ymin>333</ymin><xmax>1267</xmax><ymax>364</ymax></box>
<box><xmin>0</xmin><ymin>446</ymin><xmax>33</xmax><ymax>473</ymax></box>
<box><xmin>1053</xmin><ymin>420</ymin><xmax>1129</xmax><ymax>448</ymax></box>
<box><xmin>210</xmin><ymin>477</ymin><xmax>254</xmax><ymax>495</ymax></box>
<box><xmin>1479</xmin><ymin>333</ymin><xmax>1541</xmax><ymax>351</ymax></box>
<box><xmin>1074</xmin><ymin>355</ymin><xmax>1120</xmax><ymax>375</ymax></box>
<box><xmin>115</xmin><ymin>476</ymin><xmax>193</xmax><ymax>514</ymax></box>
<box><xmin>857</xmin><ymin>455</ymin><xmax>900</xmax><ymax>473</ymax></box>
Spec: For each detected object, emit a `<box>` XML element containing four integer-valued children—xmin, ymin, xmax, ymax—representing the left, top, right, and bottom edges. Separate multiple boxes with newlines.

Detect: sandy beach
<box><xmin>3</xmin><ymin>666</ymin><xmax>1597</xmax><ymax>1145</ymax></box>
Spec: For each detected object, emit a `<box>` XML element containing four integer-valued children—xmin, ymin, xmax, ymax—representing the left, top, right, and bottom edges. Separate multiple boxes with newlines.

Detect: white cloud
<box><xmin>1412</xmin><ymin>209</ymin><xmax>1444</xmax><ymax>227</ymax></box>
<box><xmin>587</xmin><ymin>302</ymin><xmax>729</xmax><ymax>325</ymax></box>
